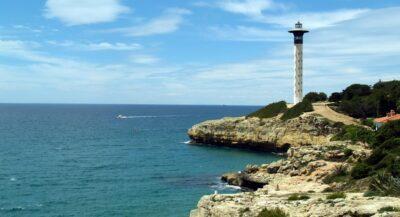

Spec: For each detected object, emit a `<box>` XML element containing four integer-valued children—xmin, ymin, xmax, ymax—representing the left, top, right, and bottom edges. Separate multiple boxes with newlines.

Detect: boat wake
<box><xmin>116</xmin><ymin>114</ymin><xmax>182</xmax><ymax>119</ymax></box>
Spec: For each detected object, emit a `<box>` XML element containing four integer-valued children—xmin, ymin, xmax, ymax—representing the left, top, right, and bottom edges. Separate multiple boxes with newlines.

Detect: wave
<box><xmin>210</xmin><ymin>180</ymin><xmax>242</xmax><ymax>192</ymax></box>
<box><xmin>181</xmin><ymin>140</ymin><xmax>191</xmax><ymax>144</ymax></box>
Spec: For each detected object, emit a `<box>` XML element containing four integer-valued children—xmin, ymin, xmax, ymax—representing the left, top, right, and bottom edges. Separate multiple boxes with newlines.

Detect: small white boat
<box><xmin>116</xmin><ymin>114</ymin><xmax>127</xmax><ymax>119</ymax></box>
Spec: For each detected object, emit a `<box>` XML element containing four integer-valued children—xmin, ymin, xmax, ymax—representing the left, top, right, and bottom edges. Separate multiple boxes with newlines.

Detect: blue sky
<box><xmin>0</xmin><ymin>0</ymin><xmax>399</xmax><ymax>105</ymax></box>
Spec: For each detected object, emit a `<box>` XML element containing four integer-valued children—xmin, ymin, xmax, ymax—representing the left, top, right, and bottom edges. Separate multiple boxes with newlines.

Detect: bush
<box><xmin>330</xmin><ymin>80</ymin><xmax>400</xmax><ymax>118</ymax></box>
<box><xmin>257</xmin><ymin>208</ymin><xmax>288</xmax><ymax>217</ymax></box>
<box><xmin>378</xmin><ymin>206</ymin><xmax>400</xmax><ymax>213</ymax></box>
<box><xmin>304</xmin><ymin>92</ymin><xmax>327</xmax><ymax>102</ymax></box>
<box><xmin>287</xmin><ymin>193</ymin><xmax>310</xmax><ymax>201</ymax></box>
<box><xmin>281</xmin><ymin>100</ymin><xmax>313</xmax><ymax>121</ymax></box>
<box><xmin>351</xmin><ymin>163</ymin><xmax>371</xmax><ymax>179</ymax></box>
<box><xmin>370</xmin><ymin>172</ymin><xmax>400</xmax><ymax>196</ymax></box>
<box><xmin>326</xmin><ymin>192</ymin><xmax>346</xmax><ymax>200</ymax></box>
<box><xmin>363</xmin><ymin>190</ymin><xmax>379</xmax><ymax>197</ymax></box>
<box><xmin>332</xmin><ymin>125</ymin><xmax>376</xmax><ymax>144</ymax></box>
<box><xmin>329</xmin><ymin>92</ymin><xmax>342</xmax><ymax>102</ymax></box>
<box><xmin>247</xmin><ymin>101</ymin><xmax>287</xmax><ymax>119</ymax></box>
<box><xmin>342</xmin><ymin>84</ymin><xmax>371</xmax><ymax>100</ymax></box>
<box><xmin>361</xmin><ymin>118</ymin><xmax>375</xmax><ymax>128</ymax></box>
<box><xmin>375</xmin><ymin>120</ymin><xmax>400</xmax><ymax>144</ymax></box>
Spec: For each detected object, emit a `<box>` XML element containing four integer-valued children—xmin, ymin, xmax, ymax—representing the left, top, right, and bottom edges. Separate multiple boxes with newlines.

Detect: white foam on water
<box><xmin>116</xmin><ymin>115</ymin><xmax>182</xmax><ymax>119</ymax></box>
<box><xmin>10</xmin><ymin>177</ymin><xmax>16</xmax><ymax>181</ymax></box>
<box><xmin>181</xmin><ymin>140</ymin><xmax>191</xmax><ymax>144</ymax></box>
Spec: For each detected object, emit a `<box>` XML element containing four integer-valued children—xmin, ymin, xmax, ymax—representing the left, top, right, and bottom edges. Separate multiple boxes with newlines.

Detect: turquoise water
<box><xmin>0</xmin><ymin>104</ymin><xmax>281</xmax><ymax>217</ymax></box>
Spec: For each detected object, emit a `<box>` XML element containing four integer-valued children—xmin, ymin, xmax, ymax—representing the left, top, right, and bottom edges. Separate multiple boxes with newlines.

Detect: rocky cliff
<box><xmin>187</xmin><ymin>113</ymin><xmax>400</xmax><ymax>217</ymax></box>
<box><xmin>188</xmin><ymin>113</ymin><xmax>340</xmax><ymax>152</ymax></box>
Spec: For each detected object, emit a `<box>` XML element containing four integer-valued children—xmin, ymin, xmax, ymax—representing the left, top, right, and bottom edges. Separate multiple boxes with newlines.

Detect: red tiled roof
<box><xmin>374</xmin><ymin>114</ymin><xmax>400</xmax><ymax>123</ymax></box>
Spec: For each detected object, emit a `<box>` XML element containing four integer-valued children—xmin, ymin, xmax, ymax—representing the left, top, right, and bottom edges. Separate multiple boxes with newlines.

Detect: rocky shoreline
<box><xmin>187</xmin><ymin>113</ymin><xmax>400</xmax><ymax>217</ymax></box>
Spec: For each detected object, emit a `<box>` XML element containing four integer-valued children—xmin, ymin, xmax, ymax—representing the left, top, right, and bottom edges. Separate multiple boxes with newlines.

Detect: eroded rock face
<box><xmin>190</xmin><ymin>192</ymin><xmax>400</xmax><ymax>217</ymax></box>
<box><xmin>188</xmin><ymin>114</ymin><xmax>340</xmax><ymax>152</ymax></box>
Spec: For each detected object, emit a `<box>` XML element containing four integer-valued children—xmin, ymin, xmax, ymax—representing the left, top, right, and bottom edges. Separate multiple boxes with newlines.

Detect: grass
<box><xmin>287</xmin><ymin>193</ymin><xmax>310</xmax><ymax>201</ymax></box>
<box><xmin>326</xmin><ymin>192</ymin><xmax>346</xmax><ymax>200</ymax></box>
<box><xmin>363</xmin><ymin>190</ymin><xmax>379</xmax><ymax>197</ymax></box>
<box><xmin>257</xmin><ymin>208</ymin><xmax>288</xmax><ymax>217</ymax></box>
<box><xmin>378</xmin><ymin>206</ymin><xmax>400</xmax><ymax>213</ymax></box>
<box><xmin>247</xmin><ymin>101</ymin><xmax>287</xmax><ymax>119</ymax></box>
<box><xmin>281</xmin><ymin>100</ymin><xmax>313</xmax><ymax>121</ymax></box>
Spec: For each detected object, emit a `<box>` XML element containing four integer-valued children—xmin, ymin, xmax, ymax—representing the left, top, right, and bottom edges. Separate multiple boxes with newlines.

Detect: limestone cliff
<box><xmin>188</xmin><ymin>113</ymin><xmax>340</xmax><ymax>151</ymax></box>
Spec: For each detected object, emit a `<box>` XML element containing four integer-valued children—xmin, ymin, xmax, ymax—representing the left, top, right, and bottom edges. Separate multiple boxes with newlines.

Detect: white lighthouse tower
<box><xmin>289</xmin><ymin>22</ymin><xmax>309</xmax><ymax>104</ymax></box>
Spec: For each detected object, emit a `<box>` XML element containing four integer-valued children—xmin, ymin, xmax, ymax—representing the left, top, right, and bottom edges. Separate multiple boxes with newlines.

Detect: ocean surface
<box><xmin>0</xmin><ymin>104</ymin><xmax>281</xmax><ymax>217</ymax></box>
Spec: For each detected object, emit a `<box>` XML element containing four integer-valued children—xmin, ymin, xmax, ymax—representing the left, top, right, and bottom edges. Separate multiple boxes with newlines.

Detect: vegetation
<box><xmin>328</xmin><ymin>92</ymin><xmax>342</xmax><ymax>102</ymax></box>
<box><xmin>350</xmin><ymin>163</ymin><xmax>372</xmax><ymax>179</ymax></box>
<box><xmin>378</xmin><ymin>206</ymin><xmax>400</xmax><ymax>213</ymax></box>
<box><xmin>247</xmin><ymin>101</ymin><xmax>288</xmax><ymax>119</ymax></box>
<box><xmin>332</xmin><ymin>125</ymin><xmax>375</xmax><ymax>144</ymax></box>
<box><xmin>328</xmin><ymin>80</ymin><xmax>400</xmax><ymax>118</ymax></box>
<box><xmin>281</xmin><ymin>100</ymin><xmax>313</xmax><ymax>121</ymax></box>
<box><xmin>326</xmin><ymin>192</ymin><xmax>346</xmax><ymax>200</ymax></box>
<box><xmin>287</xmin><ymin>193</ymin><xmax>310</xmax><ymax>201</ymax></box>
<box><xmin>333</xmin><ymin>120</ymin><xmax>400</xmax><ymax>196</ymax></box>
<box><xmin>303</xmin><ymin>92</ymin><xmax>327</xmax><ymax>102</ymax></box>
<box><xmin>361</xmin><ymin>118</ymin><xmax>375</xmax><ymax>128</ymax></box>
<box><xmin>257</xmin><ymin>208</ymin><xmax>288</xmax><ymax>217</ymax></box>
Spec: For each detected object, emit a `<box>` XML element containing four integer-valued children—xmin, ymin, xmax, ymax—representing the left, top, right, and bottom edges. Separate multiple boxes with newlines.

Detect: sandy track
<box><xmin>311</xmin><ymin>102</ymin><xmax>359</xmax><ymax>125</ymax></box>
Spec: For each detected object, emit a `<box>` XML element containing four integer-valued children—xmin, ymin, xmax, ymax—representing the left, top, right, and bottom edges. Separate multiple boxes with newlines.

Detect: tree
<box><xmin>304</xmin><ymin>92</ymin><xmax>327</xmax><ymax>102</ymax></box>
<box><xmin>342</xmin><ymin>84</ymin><xmax>371</xmax><ymax>100</ymax></box>
<box><xmin>329</xmin><ymin>92</ymin><xmax>342</xmax><ymax>102</ymax></box>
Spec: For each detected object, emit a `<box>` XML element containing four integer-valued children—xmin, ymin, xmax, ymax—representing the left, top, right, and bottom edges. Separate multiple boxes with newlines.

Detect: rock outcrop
<box><xmin>189</xmin><ymin>142</ymin><xmax>391</xmax><ymax>217</ymax></box>
<box><xmin>188</xmin><ymin>113</ymin><xmax>340</xmax><ymax>152</ymax></box>
<box><xmin>190</xmin><ymin>192</ymin><xmax>400</xmax><ymax>217</ymax></box>
<box><xmin>187</xmin><ymin>112</ymin><xmax>399</xmax><ymax>217</ymax></box>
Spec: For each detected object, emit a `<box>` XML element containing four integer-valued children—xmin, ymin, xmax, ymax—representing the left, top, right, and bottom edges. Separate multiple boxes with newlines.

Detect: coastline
<box><xmin>186</xmin><ymin>111</ymin><xmax>400</xmax><ymax>216</ymax></box>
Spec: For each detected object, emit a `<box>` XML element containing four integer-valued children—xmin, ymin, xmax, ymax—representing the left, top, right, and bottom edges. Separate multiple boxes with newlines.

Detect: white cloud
<box><xmin>48</xmin><ymin>41</ymin><xmax>142</xmax><ymax>51</ymax></box>
<box><xmin>215</xmin><ymin>0</ymin><xmax>368</xmax><ymax>29</ymax></box>
<box><xmin>217</xmin><ymin>0</ymin><xmax>278</xmax><ymax>18</ymax></box>
<box><xmin>108</xmin><ymin>8</ymin><xmax>191</xmax><ymax>37</ymax></box>
<box><xmin>130</xmin><ymin>55</ymin><xmax>160</xmax><ymax>64</ymax></box>
<box><xmin>209</xmin><ymin>25</ymin><xmax>286</xmax><ymax>41</ymax></box>
<box><xmin>44</xmin><ymin>0</ymin><xmax>130</xmax><ymax>26</ymax></box>
<box><xmin>260</xmin><ymin>9</ymin><xmax>369</xmax><ymax>29</ymax></box>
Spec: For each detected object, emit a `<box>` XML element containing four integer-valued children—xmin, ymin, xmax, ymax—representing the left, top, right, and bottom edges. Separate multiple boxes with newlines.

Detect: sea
<box><xmin>0</xmin><ymin>104</ymin><xmax>281</xmax><ymax>217</ymax></box>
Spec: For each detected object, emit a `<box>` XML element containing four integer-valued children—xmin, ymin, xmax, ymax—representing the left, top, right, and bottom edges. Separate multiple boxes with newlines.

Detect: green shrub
<box><xmin>331</xmin><ymin>80</ymin><xmax>400</xmax><ymax>118</ymax></box>
<box><xmin>375</xmin><ymin>120</ymin><xmax>400</xmax><ymax>144</ymax></box>
<box><xmin>378</xmin><ymin>206</ymin><xmax>400</xmax><ymax>213</ymax></box>
<box><xmin>350</xmin><ymin>163</ymin><xmax>371</xmax><ymax>179</ymax></box>
<box><xmin>326</xmin><ymin>192</ymin><xmax>346</xmax><ymax>200</ymax></box>
<box><xmin>369</xmin><ymin>172</ymin><xmax>400</xmax><ymax>196</ymax></box>
<box><xmin>332</xmin><ymin>125</ymin><xmax>375</xmax><ymax>144</ymax></box>
<box><xmin>247</xmin><ymin>101</ymin><xmax>287</xmax><ymax>119</ymax></box>
<box><xmin>281</xmin><ymin>100</ymin><xmax>313</xmax><ymax>121</ymax></box>
<box><xmin>329</xmin><ymin>92</ymin><xmax>342</xmax><ymax>102</ymax></box>
<box><xmin>363</xmin><ymin>190</ymin><xmax>379</xmax><ymax>197</ymax></box>
<box><xmin>344</xmin><ymin>148</ymin><xmax>353</xmax><ymax>157</ymax></box>
<box><xmin>304</xmin><ymin>92</ymin><xmax>327</xmax><ymax>102</ymax></box>
<box><xmin>287</xmin><ymin>193</ymin><xmax>310</xmax><ymax>201</ymax></box>
<box><xmin>361</xmin><ymin>118</ymin><xmax>375</xmax><ymax>128</ymax></box>
<box><xmin>342</xmin><ymin>84</ymin><xmax>371</xmax><ymax>100</ymax></box>
<box><xmin>257</xmin><ymin>207</ymin><xmax>288</xmax><ymax>217</ymax></box>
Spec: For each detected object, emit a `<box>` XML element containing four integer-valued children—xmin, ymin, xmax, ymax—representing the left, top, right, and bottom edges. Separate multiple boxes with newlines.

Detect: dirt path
<box><xmin>311</xmin><ymin>102</ymin><xmax>359</xmax><ymax>125</ymax></box>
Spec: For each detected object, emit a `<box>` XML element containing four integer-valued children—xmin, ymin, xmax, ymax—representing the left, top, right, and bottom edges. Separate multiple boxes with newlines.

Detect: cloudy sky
<box><xmin>0</xmin><ymin>0</ymin><xmax>399</xmax><ymax>105</ymax></box>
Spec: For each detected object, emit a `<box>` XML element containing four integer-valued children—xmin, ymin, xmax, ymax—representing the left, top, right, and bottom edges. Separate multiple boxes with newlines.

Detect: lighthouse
<box><xmin>289</xmin><ymin>21</ymin><xmax>309</xmax><ymax>104</ymax></box>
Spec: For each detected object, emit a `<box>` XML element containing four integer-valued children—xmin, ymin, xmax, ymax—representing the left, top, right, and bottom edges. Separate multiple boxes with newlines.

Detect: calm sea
<box><xmin>0</xmin><ymin>104</ymin><xmax>281</xmax><ymax>217</ymax></box>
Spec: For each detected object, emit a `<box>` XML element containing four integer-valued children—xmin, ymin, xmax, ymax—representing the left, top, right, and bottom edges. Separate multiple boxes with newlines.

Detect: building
<box><xmin>289</xmin><ymin>22</ymin><xmax>309</xmax><ymax>104</ymax></box>
<box><xmin>374</xmin><ymin>110</ymin><xmax>400</xmax><ymax>129</ymax></box>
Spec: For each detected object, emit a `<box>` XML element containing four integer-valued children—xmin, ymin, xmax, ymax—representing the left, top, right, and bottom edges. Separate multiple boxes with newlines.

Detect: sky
<box><xmin>0</xmin><ymin>0</ymin><xmax>399</xmax><ymax>105</ymax></box>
